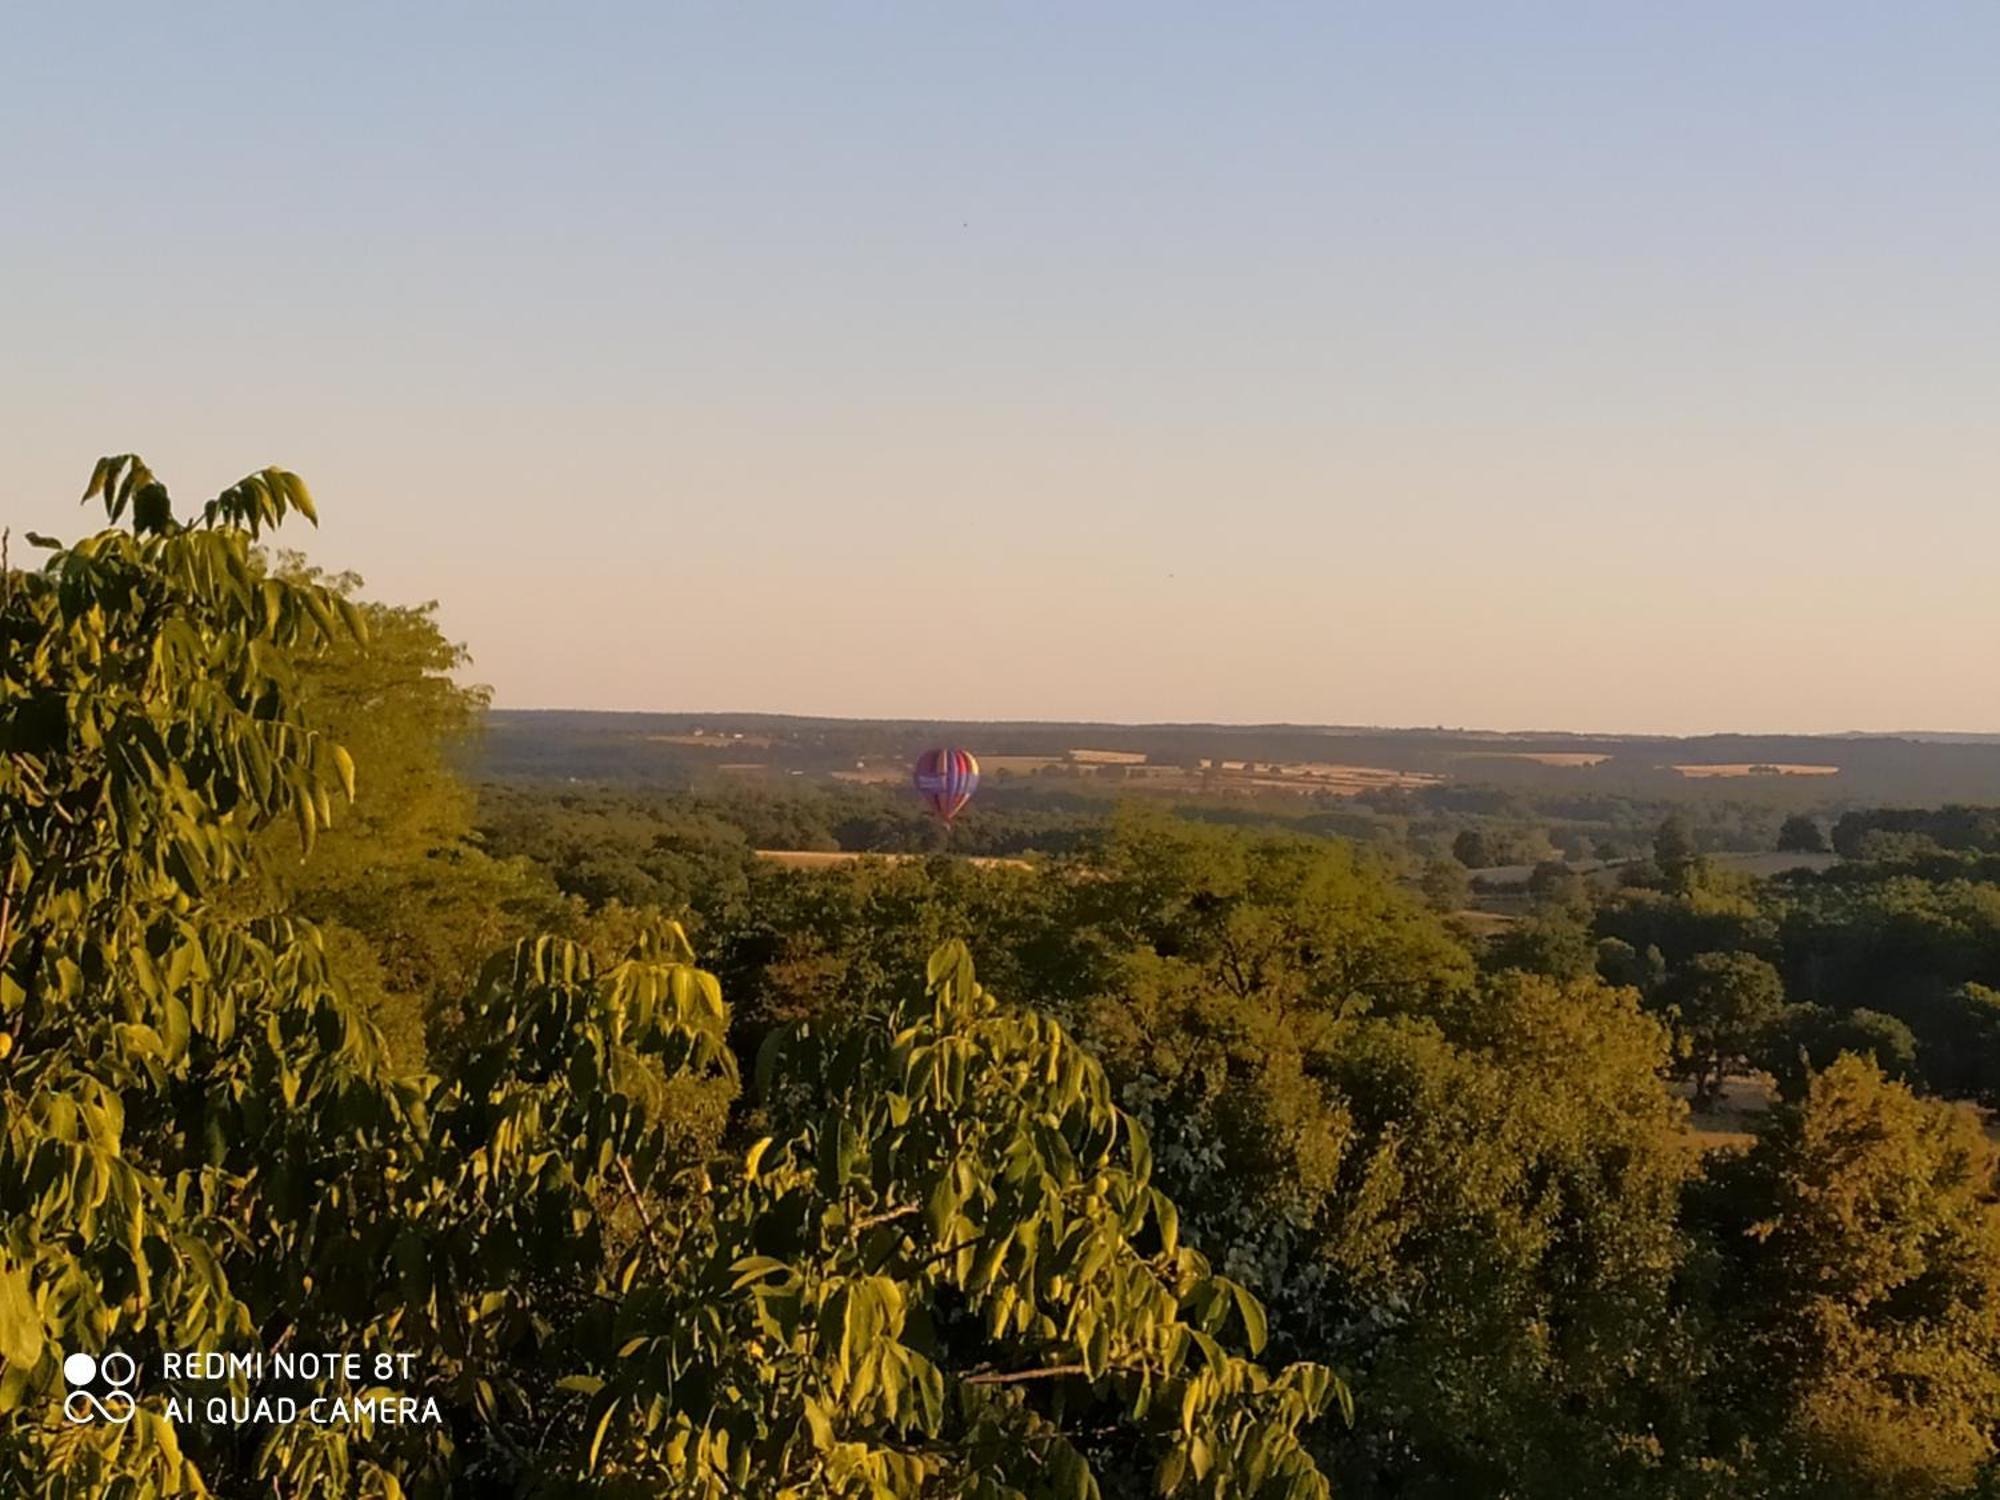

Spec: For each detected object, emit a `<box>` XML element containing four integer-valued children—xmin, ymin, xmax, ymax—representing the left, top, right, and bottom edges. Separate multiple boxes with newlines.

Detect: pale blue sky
<box><xmin>4</xmin><ymin>5</ymin><xmax>1996</xmax><ymax>732</ymax></box>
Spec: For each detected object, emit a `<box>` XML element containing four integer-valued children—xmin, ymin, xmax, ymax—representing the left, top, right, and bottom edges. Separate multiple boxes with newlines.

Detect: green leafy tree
<box><xmin>1653</xmin><ymin>814</ymin><xmax>1703</xmax><ymax>894</ymax></box>
<box><xmin>475</xmin><ymin>783</ymin><xmax>761</xmax><ymax>929</ymax></box>
<box><xmin>0</xmin><ymin>456</ymin><xmax>411</xmax><ymax>1493</ymax></box>
<box><xmin>1053</xmin><ymin>820</ymin><xmax>1692</xmax><ymax>1496</ymax></box>
<box><xmin>1693</xmin><ymin>1055</ymin><xmax>2000</xmax><ymax>1497</ymax></box>
<box><xmin>1450</xmin><ymin>830</ymin><xmax>1492</xmax><ymax>870</ymax></box>
<box><xmin>1488</xmin><ymin>909</ymin><xmax>1599</xmax><ymax>982</ymax></box>
<box><xmin>677</xmin><ymin>810</ymin><xmax>1711</xmax><ymax>1492</ymax></box>
<box><xmin>0</xmin><ymin>458</ymin><xmax>1338</xmax><ymax>1497</ymax></box>
<box><xmin>1525</xmin><ymin>860</ymin><xmax>1588</xmax><ymax>911</ymax></box>
<box><xmin>1775</xmin><ymin>815</ymin><xmax>1828</xmax><ymax>855</ymax></box>
<box><xmin>1766</xmin><ymin>873</ymin><xmax>2000</xmax><ymax>1104</ymax></box>
<box><xmin>1417</xmin><ymin>858</ymin><xmax>1470</xmax><ymax>913</ymax></box>
<box><xmin>246</xmin><ymin>557</ymin><xmax>564</xmax><ymax>1067</ymax></box>
<box><xmin>1752</xmin><ymin>1004</ymin><xmax>1918</xmax><ymax>1099</ymax></box>
<box><xmin>1661</xmin><ymin>951</ymin><xmax>1787</xmax><ymax>1107</ymax></box>
<box><xmin>1913</xmin><ymin>983</ymin><xmax>2000</xmax><ymax>1106</ymax></box>
<box><xmin>1068</xmin><ymin>810</ymin><xmax>1478</xmax><ymax>1026</ymax></box>
<box><xmin>1594</xmin><ymin>936</ymin><xmax>1666</xmax><ymax>997</ymax></box>
<box><xmin>571</xmin><ymin>941</ymin><xmax>1343</xmax><ymax>1497</ymax></box>
<box><xmin>1304</xmin><ymin>973</ymin><xmax>1696</xmax><ymax>1497</ymax></box>
<box><xmin>1595</xmin><ymin>878</ymin><xmax>1774</xmax><ymax>974</ymax></box>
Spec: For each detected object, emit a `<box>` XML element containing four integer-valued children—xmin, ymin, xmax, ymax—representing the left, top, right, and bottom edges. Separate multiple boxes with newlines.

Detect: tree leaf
<box><xmin>0</xmin><ymin>1260</ymin><xmax>42</xmax><ymax>1368</ymax></box>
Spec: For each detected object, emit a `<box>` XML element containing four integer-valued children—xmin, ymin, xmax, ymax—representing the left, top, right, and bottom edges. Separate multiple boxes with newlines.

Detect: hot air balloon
<box><xmin>912</xmin><ymin>747</ymin><xmax>980</xmax><ymax>826</ymax></box>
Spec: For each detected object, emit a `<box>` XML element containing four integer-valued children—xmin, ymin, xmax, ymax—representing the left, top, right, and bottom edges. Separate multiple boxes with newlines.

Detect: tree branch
<box><xmin>964</xmin><ymin>1363</ymin><xmax>1091</xmax><ymax>1386</ymax></box>
<box><xmin>0</xmin><ymin>862</ymin><xmax>17</xmax><ymax>975</ymax></box>
<box><xmin>616</xmin><ymin>1155</ymin><xmax>669</xmax><ymax>1270</ymax></box>
<box><xmin>851</xmin><ymin>1203</ymin><xmax>920</xmax><ymax>1234</ymax></box>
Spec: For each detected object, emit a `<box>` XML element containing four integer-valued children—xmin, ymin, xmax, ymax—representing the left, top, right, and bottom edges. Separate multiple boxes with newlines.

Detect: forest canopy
<box><xmin>1</xmin><ymin>462</ymin><xmax>1997</xmax><ymax>1498</ymax></box>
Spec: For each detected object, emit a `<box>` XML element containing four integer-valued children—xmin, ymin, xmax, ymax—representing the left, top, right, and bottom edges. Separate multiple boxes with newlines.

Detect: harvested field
<box><xmin>1255</xmin><ymin>763</ymin><xmax>1442</xmax><ymax>794</ymax></box>
<box><xmin>1200</xmin><ymin>759</ymin><xmax>1440</xmax><ymax>792</ymax></box>
<box><xmin>1458</xmin><ymin>751</ymin><xmax>1610</xmax><ymax>767</ymax></box>
<box><xmin>1671</xmin><ymin>762</ymin><xmax>1839</xmax><ymax>778</ymax></box>
<box><xmin>755</xmin><ymin>850</ymin><xmax>1033</xmax><ymax>871</ymax></box>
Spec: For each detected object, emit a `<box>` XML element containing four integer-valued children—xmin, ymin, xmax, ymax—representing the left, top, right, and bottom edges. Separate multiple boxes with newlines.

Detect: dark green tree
<box><xmin>1661</xmin><ymin>950</ymin><xmax>1786</xmax><ymax>1106</ymax></box>
<box><xmin>1450</xmin><ymin>829</ymin><xmax>1492</xmax><ymax>869</ymax></box>
<box><xmin>1776</xmin><ymin>814</ymin><xmax>1828</xmax><ymax>854</ymax></box>
<box><xmin>1752</xmin><ymin>1004</ymin><xmax>1918</xmax><ymax>1099</ymax></box>
<box><xmin>1653</xmin><ymin>814</ymin><xmax>1703</xmax><ymax>893</ymax></box>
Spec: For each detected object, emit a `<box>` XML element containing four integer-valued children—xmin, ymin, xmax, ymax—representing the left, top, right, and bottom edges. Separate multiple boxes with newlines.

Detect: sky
<box><xmin>4</xmin><ymin>4</ymin><xmax>1996</xmax><ymax>734</ymax></box>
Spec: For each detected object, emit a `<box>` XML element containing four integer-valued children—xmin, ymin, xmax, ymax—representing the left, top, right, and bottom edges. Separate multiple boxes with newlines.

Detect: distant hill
<box><xmin>471</xmin><ymin>710</ymin><xmax>2000</xmax><ymax>808</ymax></box>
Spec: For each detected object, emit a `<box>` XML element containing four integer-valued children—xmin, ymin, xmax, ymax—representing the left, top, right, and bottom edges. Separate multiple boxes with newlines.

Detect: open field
<box><xmin>1271</xmin><ymin>762</ymin><xmax>1443</xmax><ymax>790</ymax></box>
<box><xmin>981</xmin><ymin>755</ymin><xmax>1067</xmax><ymax>773</ymax></box>
<box><xmin>1671</xmin><ymin>762</ymin><xmax>1840</xmax><ymax>778</ymax></box>
<box><xmin>1710</xmin><ymin>850</ymin><xmax>1841</xmax><ymax>877</ymax></box>
<box><xmin>649</xmin><ymin>732</ymin><xmax>776</xmax><ymax>749</ymax></box>
<box><xmin>1202</xmin><ymin>760</ymin><xmax>1444</xmax><ymax>794</ymax></box>
<box><xmin>1448</xmin><ymin>908</ymin><xmax>1519</xmax><ymax>939</ymax></box>
<box><xmin>756</xmin><ymin>849</ymin><xmax>1034</xmax><ymax>871</ymax></box>
<box><xmin>1678</xmin><ymin>1074</ymin><xmax>1773</xmax><ymax>1151</ymax></box>
<box><xmin>1456</xmin><ymin>751</ymin><xmax>1611</xmax><ymax>767</ymax></box>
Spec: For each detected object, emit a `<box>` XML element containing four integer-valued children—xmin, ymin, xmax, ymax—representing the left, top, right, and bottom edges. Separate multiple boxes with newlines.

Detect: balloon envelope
<box><xmin>912</xmin><ymin>747</ymin><xmax>980</xmax><ymax>824</ymax></box>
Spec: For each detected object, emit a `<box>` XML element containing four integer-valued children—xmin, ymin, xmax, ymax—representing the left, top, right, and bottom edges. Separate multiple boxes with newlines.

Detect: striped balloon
<box><xmin>912</xmin><ymin>747</ymin><xmax>980</xmax><ymax>824</ymax></box>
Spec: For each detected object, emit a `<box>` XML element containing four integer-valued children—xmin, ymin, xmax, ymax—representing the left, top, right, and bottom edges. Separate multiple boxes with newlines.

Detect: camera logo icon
<box><xmin>62</xmin><ymin>1350</ymin><xmax>137</xmax><ymax>1425</ymax></box>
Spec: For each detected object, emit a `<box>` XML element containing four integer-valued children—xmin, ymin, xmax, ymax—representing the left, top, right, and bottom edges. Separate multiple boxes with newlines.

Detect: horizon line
<box><xmin>480</xmin><ymin>706</ymin><xmax>1998</xmax><ymax>744</ymax></box>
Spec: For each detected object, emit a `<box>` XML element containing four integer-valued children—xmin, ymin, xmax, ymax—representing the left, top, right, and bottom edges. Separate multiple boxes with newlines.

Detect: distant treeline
<box><xmin>476</xmin><ymin>707</ymin><xmax>2000</xmax><ymax>803</ymax></box>
<box><xmin>474</xmin><ymin>772</ymin><xmax>1822</xmax><ymax>885</ymax></box>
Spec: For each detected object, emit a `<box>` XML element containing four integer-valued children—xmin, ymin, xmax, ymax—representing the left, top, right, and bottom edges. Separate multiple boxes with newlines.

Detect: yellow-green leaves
<box><xmin>0</xmin><ymin>1257</ymin><xmax>42</xmax><ymax>1368</ymax></box>
<box><xmin>5</xmin><ymin>459</ymin><xmax>1342</xmax><ymax>1498</ymax></box>
<box><xmin>1</xmin><ymin>459</ymin><xmax>427</xmax><ymax>1497</ymax></box>
<box><xmin>1229</xmin><ymin>1277</ymin><xmax>1268</xmax><ymax>1356</ymax></box>
<box><xmin>81</xmin><ymin>453</ymin><xmax>156</xmax><ymax>524</ymax></box>
<box><xmin>575</xmin><ymin>940</ymin><xmax>1336</xmax><ymax>1496</ymax></box>
<box><xmin>203</xmin><ymin>467</ymin><xmax>318</xmax><ymax>537</ymax></box>
<box><xmin>330</xmin><ymin>742</ymin><xmax>357</xmax><ymax>802</ymax></box>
